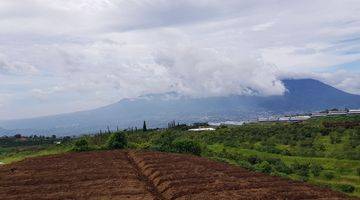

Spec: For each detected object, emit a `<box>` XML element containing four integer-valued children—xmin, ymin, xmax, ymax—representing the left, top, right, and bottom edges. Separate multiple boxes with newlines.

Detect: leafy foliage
<box><xmin>336</xmin><ymin>184</ymin><xmax>355</xmax><ymax>193</ymax></box>
<box><xmin>72</xmin><ymin>139</ymin><xmax>91</xmax><ymax>152</ymax></box>
<box><xmin>106</xmin><ymin>131</ymin><xmax>127</xmax><ymax>149</ymax></box>
<box><xmin>172</xmin><ymin>139</ymin><xmax>202</xmax><ymax>156</ymax></box>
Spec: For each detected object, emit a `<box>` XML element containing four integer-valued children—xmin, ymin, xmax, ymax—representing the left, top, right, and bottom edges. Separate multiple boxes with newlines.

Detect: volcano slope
<box><xmin>0</xmin><ymin>150</ymin><xmax>356</xmax><ymax>200</ymax></box>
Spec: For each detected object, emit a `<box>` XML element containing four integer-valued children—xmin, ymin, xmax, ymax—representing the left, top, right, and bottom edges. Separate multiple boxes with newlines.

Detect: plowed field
<box><xmin>0</xmin><ymin>150</ymin><xmax>356</xmax><ymax>200</ymax></box>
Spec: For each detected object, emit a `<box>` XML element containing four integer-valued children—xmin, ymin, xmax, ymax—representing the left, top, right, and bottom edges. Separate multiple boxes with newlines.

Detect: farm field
<box><xmin>1</xmin><ymin>115</ymin><xmax>359</xmax><ymax>198</ymax></box>
<box><xmin>0</xmin><ymin>150</ymin><xmax>355</xmax><ymax>200</ymax></box>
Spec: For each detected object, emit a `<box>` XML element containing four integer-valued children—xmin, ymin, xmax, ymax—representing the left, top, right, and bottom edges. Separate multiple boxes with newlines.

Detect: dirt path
<box><xmin>0</xmin><ymin>150</ymin><xmax>357</xmax><ymax>200</ymax></box>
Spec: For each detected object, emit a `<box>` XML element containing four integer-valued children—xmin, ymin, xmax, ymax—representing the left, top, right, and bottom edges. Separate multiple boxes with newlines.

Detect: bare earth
<box><xmin>0</xmin><ymin>150</ymin><xmax>357</xmax><ymax>200</ymax></box>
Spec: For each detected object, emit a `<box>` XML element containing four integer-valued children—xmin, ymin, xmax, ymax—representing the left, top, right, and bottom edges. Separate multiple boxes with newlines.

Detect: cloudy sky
<box><xmin>0</xmin><ymin>0</ymin><xmax>360</xmax><ymax>119</ymax></box>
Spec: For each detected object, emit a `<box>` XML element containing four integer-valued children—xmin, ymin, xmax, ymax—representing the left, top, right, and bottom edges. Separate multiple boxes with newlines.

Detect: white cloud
<box><xmin>0</xmin><ymin>0</ymin><xmax>360</xmax><ymax>119</ymax></box>
<box><xmin>251</xmin><ymin>22</ymin><xmax>275</xmax><ymax>31</ymax></box>
<box><xmin>0</xmin><ymin>54</ymin><xmax>38</xmax><ymax>75</ymax></box>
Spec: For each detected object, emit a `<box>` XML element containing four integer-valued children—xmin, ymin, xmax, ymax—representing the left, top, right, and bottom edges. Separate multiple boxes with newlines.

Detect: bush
<box><xmin>336</xmin><ymin>184</ymin><xmax>355</xmax><ymax>193</ymax></box>
<box><xmin>247</xmin><ymin>156</ymin><xmax>261</xmax><ymax>165</ymax></box>
<box><xmin>236</xmin><ymin>160</ymin><xmax>254</xmax><ymax>170</ymax></box>
<box><xmin>269</xmin><ymin>159</ymin><xmax>292</xmax><ymax>174</ymax></box>
<box><xmin>310</xmin><ymin>163</ymin><xmax>323</xmax><ymax>177</ymax></box>
<box><xmin>106</xmin><ymin>132</ymin><xmax>127</xmax><ymax>149</ymax></box>
<box><xmin>271</xmin><ymin>171</ymin><xmax>288</xmax><ymax>178</ymax></box>
<box><xmin>255</xmin><ymin>161</ymin><xmax>273</xmax><ymax>173</ymax></box>
<box><xmin>329</xmin><ymin>131</ymin><xmax>342</xmax><ymax>144</ymax></box>
<box><xmin>291</xmin><ymin>161</ymin><xmax>310</xmax><ymax>178</ymax></box>
<box><xmin>171</xmin><ymin>139</ymin><xmax>202</xmax><ymax>156</ymax></box>
<box><xmin>72</xmin><ymin>139</ymin><xmax>91</xmax><ymax>152</ymax></box>
<box><xmin>323</xmin><ymin>171</ymin><xmax>335</xmax><ymax>180</ymax></box>
<box><xmin>151</xmin><ymin>131</ymin><xmax>178</xmax><ymax>152</ymax></box>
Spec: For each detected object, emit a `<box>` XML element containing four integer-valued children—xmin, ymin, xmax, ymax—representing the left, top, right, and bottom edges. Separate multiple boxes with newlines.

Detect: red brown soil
<box><xmin>0</xmin><ymin>150</ymin><xmax>356</xmax><ymax>200</ymax></box>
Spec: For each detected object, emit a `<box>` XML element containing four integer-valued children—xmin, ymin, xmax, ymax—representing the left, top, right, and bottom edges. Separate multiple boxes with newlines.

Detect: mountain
<box><xmin>1</xmin><ymin>79</ymin><xmax>359</xmax><ymax>136</ymax></box>
<box><xmin>258</xmin><ymin>79</ymin><xmax>360</xmax><ymax>111</ymax></box>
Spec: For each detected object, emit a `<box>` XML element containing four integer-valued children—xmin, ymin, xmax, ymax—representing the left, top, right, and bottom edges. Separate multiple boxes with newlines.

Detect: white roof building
<box><xmin>222</xmin><ymin>121</ymin><xmax>245</xmax><ymax>126</ymax></box>
<box><xmin>278</xmin><ymin>117</ymin><xmax>291</xmax><ymax>121</ymax></box>
<box><xmin>311</xmin><ymin>113</ymin><xmax>328</xmax><ymax>117</ymax></box>
<box><xmin>290</xmin><ymin>116</ymin><xmax>311</xmax><ymax>121</ymax></box>
<box><xmin>188</xmin><ymin>127</ymin><xmax>216</xmax><ymax>132</ymax></box>
<box><xmin>349</xmin><ymin>109</ymin><xmax>360</xmax><ymax>114</ymax></box>
<box><xmin>258</xmin><ymin>117</ymin><xmax>269</xmax><ymax>122</ymax></box>
<box><xmin>328</xmin><ymin>110</ymin><xmax>347</xmax><ymax>115</ymax></box>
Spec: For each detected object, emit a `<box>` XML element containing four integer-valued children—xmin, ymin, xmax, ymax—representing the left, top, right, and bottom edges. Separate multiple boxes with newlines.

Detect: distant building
<box><xmin>258</xmin><ymin>117</ymin><xmax>269</xmax><ymax>122</ymax></box>
<box><xmin>258</xmin><ymin>117</ymin><xmax>278</xmax><ymax>122</ymax></box>
<box><xmin>209</xmin><ymin>121</ymin><xmax>244</xmax><ymax>126</ymax></box>
<box><xmin>188</xmin><ymin>127</ymin><xmax>216</xmax><ymax>132</ymax></box>
<box><xmin>328</xmin><ymin>110</ymin><xmax>347</xmax><ymax>115</ymax></box>
<box><xmin>349</xmin><ymin>109</ymin><xmax>360</xmax><ymax>115</ymax></box>
<box><xmin>290</xmin><ymin>116</ymin><xmax>311</xmax><ymax>121</ymax></box>
<box><xmin>222</xmin><ymin>121</ymin><xmax>245</xmax><ymax>126</ymax></box>
<box><xmin>311</xmin><ymin>112</ymin><xmax>328</xmax><ymax>117</ymax></box>
<box><xmin>278</xmin><ymin>117</ymin><xmax>291</xmax><ymax>122</ymax></box>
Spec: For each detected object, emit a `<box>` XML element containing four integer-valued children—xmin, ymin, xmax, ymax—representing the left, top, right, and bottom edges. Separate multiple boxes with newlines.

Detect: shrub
<box><xmin>291</xmin><ymin>161</ymin><xmax>310</xmax><ymax>178</ymax></box>
<box><xmin>323</xmin><ymin>171</ymin><xmax>335</xmax><ymax>180</ymax></box>
<box><xmin>236</xmin><ymin>160</ymin><xmax>254</xmax><ymax>170</ymax></box>
<box><xmin>357</xmin><ymin>168</ymin><xmax>360</xmax><ymax>177</ymax></box>
<box><xmin>281</xmin><ymin>149</ymin><xmax>292</xmax><ymax>156</ymax></box>
<box><xmin>72</xmin><ymin>139</ymin><xmax>91</xmax><ymax>152</ymax></box>
<box><xmin>310</xmin><ymin>163</ymin><xmax>323</xmax><ymax>177</ymax></box>
<box><xmin>171</xmin><ymin>139</ymin><xmax>202</xmax><ymax>156</ymax></box>
<box><xmin>151</xmin><ymin>131</ymin><xmax>178</xmax><ymax>152</ymax></box>
<box><xmin>336</xmin><ymin>184</ymin><xmax>355</xmax><ymax>193</ymax></box>
<box><xmin>255</xmin><ymin>161</ymin><xmax>273</xmax><ymax>173</ymax></box>
<box><xmin>247</xmin><ymin>156</ymin><xmax>261</xmax><ymax>165</ymax></box>
<box><xmin>106</xmin><ymin>132</ymin><xmax>127</xmax><ymax>149</ymax></box>
<box><xmin>329</xmin><ymin>131</ymin><xmax>342</xmax><ymax>144</ymax></box>
<box><xmin>270</xmin><ymin>160</ymin><xmax>292</xmax><ymax>174</ymax></box>
<box><xmin>271</xmin><ymin>171</ymin><xmax>288</xmax><ymax>178</ymax></box>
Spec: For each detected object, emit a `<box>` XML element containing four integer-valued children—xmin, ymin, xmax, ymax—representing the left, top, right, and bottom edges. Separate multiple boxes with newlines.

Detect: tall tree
<box><xmin>143</xmin><ymin>121</ymin><xmax>147</xmax><ymax>132</ymax></box>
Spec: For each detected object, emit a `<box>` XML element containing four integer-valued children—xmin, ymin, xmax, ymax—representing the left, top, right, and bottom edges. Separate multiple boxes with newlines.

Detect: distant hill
<box><xmin>1</xmin><ymin>79</ymin><xmax>359</xmax><ymax>136</ymax></box>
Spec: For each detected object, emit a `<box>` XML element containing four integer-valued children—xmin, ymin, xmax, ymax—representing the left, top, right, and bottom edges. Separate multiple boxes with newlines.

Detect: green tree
<box><xmin>291</xmin><ymin>161</ymin><xmax>310</xmax><ymax>179</ymax></box>
<box><xmin>143</xmin><ymin>121</ymin><xmax>147</xmax><ymax>132</ymax></box>
<box><xmin>310</xmin><ymin>163</ymin><xmax>323</xmax><ymax>177</ymax></box>
<box><xmin>255</xmin><ymin>161</ymin><xmax>273</xmax><ymax>173</ymax></box>
<box><xmin>329</xmin><ymin>131</ymin><xmax>341</xmax><ymax>144</ymax></box>
<box><xmin>337</xmin><ymin>184</ymin><xmax>355</xmax><ymax>193</ymax></box>
<box><xmin>172</xmin><ymin>139</ymin><xmax>202</xmax><ymax>156</ymax></box>
<box><xmin>323</xmin><ymin>171</ymin><xmax>335</xmax><ymax>180</ymax></box>
<box><xmin>72</xmin><ymin>139</ymin><xmax>90</xmax><ymax>152</ymax></box>
<box><xmin>107</xmin><ymin>131</ymin><xmax>127</xmax><ymax>149</ymax></box>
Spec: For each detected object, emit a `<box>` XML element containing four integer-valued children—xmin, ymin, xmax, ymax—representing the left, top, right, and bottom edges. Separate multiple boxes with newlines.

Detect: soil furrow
<box><xmin>125</xmin><ymin>151</ymin><xmax>166</xmax><ymax>200</ymax></box>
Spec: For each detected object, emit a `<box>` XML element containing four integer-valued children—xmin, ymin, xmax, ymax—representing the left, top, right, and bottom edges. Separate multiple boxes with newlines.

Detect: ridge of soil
<box><xmin>125</xmin><ymin>151</ymin><xmax>165</xmax><ymax>200</ymax></box>
<box><xmin>0</xmin><ymin>150</ymin><xmax>357</xmax><ymax>200</ymax></box>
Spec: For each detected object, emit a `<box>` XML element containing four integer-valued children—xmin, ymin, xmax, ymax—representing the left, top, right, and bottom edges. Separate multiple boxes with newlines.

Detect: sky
<box><xmin>0</xmin><ymin>0</ymin><xmax>360</xmax><ymax>120</ymax></box>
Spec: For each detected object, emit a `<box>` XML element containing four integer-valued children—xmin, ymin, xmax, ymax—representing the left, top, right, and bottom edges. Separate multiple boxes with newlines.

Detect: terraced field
<box><xmin>0</xmin><ymin>150</ymin><xmax>356</xmax><ymax>200</ymax></box>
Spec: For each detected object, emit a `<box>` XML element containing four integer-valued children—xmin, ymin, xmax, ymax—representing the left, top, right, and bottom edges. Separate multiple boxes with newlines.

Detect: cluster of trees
<box><xmin>150</xmin><ymin>131</ymin><xmax>202</xmax><ymax>155</ymax></box>
<box><xmin>0</xmin><ymin>134</ymin><xmax>63</xmax><ymax>147</ymax></box>
<box><xmin>72</xmin><ymin>131</ymin><xmax>127</xmax><ymax>152</ymax></box>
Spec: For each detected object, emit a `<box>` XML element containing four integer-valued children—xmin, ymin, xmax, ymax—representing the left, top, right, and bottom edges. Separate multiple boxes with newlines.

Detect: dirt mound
<box><xmin>0</xmin><ymin>150</ymin><xmax>356</xmax><ymax>200</ymax></box>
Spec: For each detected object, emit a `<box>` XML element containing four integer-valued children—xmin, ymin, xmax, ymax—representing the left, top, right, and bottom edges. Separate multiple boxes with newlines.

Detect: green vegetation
<box><xmin>106</xmin><ymin>131</ymin><xmax>127</xmax><ymax>149</ymax></box>
<box><xmin>72</xmin><ymin>139</ymin><xmax>91</xmax><ymax>152</ymax></box>
<box><xmin>1</xmin><ymin>115</ymin><xmax>359</xmax><ymax>197</ymax></box>
<box><xmin>124</xmin><ymin>115</ymin><xmax>360</xmax><ymax>197</ymax></box>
